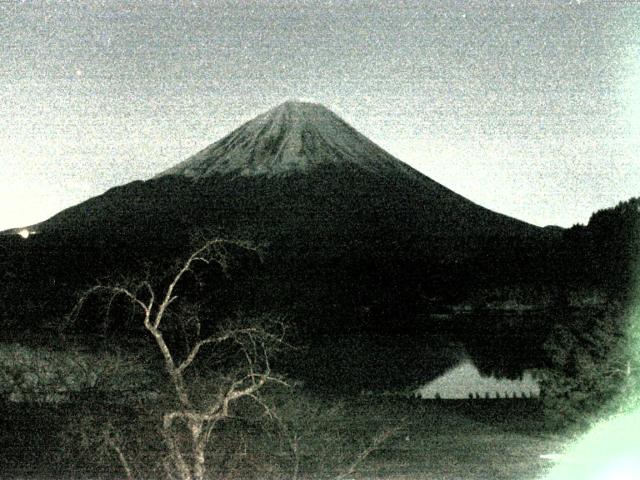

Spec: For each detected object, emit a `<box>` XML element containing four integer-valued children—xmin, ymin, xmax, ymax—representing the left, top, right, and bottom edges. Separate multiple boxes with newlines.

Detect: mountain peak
<box><xmin>266</xmin><ymin>100</ymin><xmax>342</xmax><ymax>127</ymax></box>
<box><xmin>156</xmin><ymin>101</ymin><xmax>420</xmax><ymax>179</ymax></box>
<box><xmin>257</xmin><ymin>100</ymin><xmax>343</xmax><ymax>136</ymax></box>
<box><xmin>272</xmin><ymin>99</ymin><xmax>329</xmax><ymax>112</ymax></box>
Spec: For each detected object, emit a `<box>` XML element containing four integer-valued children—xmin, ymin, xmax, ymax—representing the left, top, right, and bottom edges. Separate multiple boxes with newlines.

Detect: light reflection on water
<box><xmin>416</xmin><ymin>358</ymin><xmax>540</xmax><ymax>400</ymax></box>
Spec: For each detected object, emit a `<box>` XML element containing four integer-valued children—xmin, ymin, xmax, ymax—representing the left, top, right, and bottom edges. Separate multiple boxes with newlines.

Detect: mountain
<box><xmin>21</xmin><ymin>101</ymin><xmax>550</xmax><ymax>315</ymax></box>
<box><xmin>36</xmin><ymin>100</ymin><xmax>539</xmax><ymax>241</ymax></box>
<box><xmin>1</xmin><ymin>101</ymin><xmax>558</xmax><ymax>390</ymax></box>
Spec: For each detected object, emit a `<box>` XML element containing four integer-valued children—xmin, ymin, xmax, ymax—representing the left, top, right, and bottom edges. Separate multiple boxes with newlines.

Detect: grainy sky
<box><xmin>1</xmin><ymin>0</ymin><xmax>639</xmax><ymax>230</ymax></box>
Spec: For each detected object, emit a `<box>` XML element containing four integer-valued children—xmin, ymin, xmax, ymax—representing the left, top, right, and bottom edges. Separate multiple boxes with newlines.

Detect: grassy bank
<box><xmin>0</xmin><ymin>393</ymin><xmax>567</xmax><ymax>479</ymax></box>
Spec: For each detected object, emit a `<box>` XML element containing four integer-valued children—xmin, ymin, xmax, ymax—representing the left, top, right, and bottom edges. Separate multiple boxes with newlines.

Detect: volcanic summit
<box><xmin>157</xmin><ymin>100</ymin><xmax>422</xmax><ymax>180</ymax></box>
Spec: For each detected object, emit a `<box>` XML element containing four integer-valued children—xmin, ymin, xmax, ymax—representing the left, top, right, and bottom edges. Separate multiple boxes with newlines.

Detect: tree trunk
<box><xmin>163</xmin><ymin>413</ymin><xmax>192</xmax><ymax>480</ymax></box>
<box><xmin>190</xmin><ymin>420</ymin><xmax>207</xmax><ymax>480</ymax></box>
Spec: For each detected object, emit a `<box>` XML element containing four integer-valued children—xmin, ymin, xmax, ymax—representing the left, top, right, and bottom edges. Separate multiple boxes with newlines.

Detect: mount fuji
<box><xmin>35</xmin><ymin>100</ymin><xmax>539</xmax><ymax>242</ymax></box>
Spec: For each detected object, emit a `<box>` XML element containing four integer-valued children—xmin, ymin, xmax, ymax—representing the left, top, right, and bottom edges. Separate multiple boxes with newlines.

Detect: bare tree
<box><xmin>71</xmin><ymin>239</ymin><xmax>288</xmax><ymax>480</ymax></box>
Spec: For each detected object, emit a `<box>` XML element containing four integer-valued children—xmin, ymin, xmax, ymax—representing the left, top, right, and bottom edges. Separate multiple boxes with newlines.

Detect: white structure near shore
<box><xmin>416</xmin><ymin>360</ymin><xmax>540</xmax><ymax>399</ymax></box>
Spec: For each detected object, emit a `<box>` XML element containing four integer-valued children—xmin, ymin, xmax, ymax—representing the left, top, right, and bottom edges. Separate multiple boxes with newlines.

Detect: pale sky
<box><xmin>1</xmin><ymin>0</ymin><xmax>639</xmax><ymax>231</ymax></box>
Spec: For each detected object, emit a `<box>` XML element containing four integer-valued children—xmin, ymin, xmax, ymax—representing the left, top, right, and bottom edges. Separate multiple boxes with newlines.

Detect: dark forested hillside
<box><xmin>559</xmin><ymin>198</ymin><xmax>639</xmax><ymax>303</ymax></box>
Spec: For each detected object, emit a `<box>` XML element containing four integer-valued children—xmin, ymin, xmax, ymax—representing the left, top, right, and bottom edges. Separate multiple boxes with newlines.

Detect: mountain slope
<box><xmin>157</xmin><ymin>100</ymin><xmax>423</xmax><ymax>180</ymax></box>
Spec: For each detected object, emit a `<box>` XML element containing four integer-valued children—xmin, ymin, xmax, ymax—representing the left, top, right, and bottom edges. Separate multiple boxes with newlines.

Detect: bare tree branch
<box><xmin>335</xmin><ymin>421</ymin><xmax>406</xmax><ymax>480</ymax></box>
<box><xmin>69</xmin><ymin>238</ymin><xmax>284</xmax><ymax>480</ymax></box>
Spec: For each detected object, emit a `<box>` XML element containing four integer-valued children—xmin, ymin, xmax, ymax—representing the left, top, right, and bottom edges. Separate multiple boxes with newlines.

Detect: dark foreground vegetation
<box><xmin>0</xmin><ymin>198</ymin><xmax>637</xmax><ymax>478</ymax></box>
<box><xmin>0</xmin><ymin>392</ymin><xmax>565</xmax><ymax>480</ymax></box>
<box><xmin>1</xmin><ymin>198</ymin><xmax>638</xmax><ymax>391</ymax></box>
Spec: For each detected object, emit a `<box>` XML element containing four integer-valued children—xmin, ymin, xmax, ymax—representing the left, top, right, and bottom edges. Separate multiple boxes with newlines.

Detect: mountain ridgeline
<box><xmin>1</xmin><ymin>101</ymin><xmax>635</xmax><ymax>390</ymax></box>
